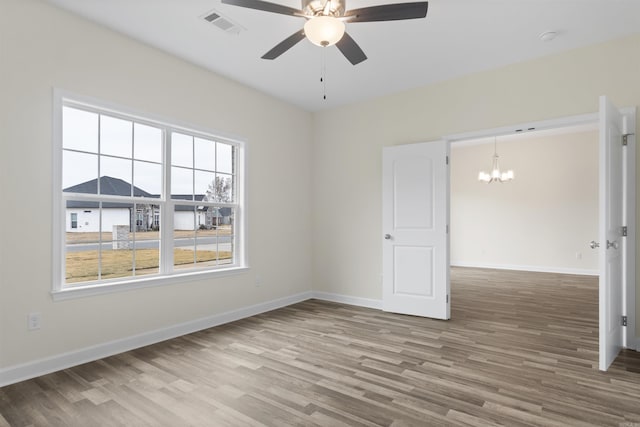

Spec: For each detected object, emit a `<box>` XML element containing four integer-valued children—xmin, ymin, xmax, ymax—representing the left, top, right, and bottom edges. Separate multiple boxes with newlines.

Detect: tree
<box><xmin>203</xmin><ymin>177</ymin><xmax>233</xmax><ymax>228</ymax></box>
<box><xmin>205</xmin><ymin>176</ymin><xmax>232</xmax><ymax>203</ymax></box>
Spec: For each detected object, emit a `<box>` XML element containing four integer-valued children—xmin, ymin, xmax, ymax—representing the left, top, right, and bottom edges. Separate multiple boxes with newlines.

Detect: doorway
<box><xmin>449</xmin><ymin>125</ymin><xmax>599</xmax><ymax>276</ymax></box>
<box><xmin>382</xmin><ymin>104</ymin><xmax>637</xmax><ymax>370</ymax></box>
<box><xmin>445</xmin><ymin>107</ymin><xmax>637</xmax><ymax>369</ymax></box>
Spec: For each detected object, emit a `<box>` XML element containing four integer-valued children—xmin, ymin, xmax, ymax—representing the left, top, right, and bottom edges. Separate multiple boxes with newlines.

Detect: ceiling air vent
<box><xmin>202</xmin><ymin>9</ymin><xmax>245</xmax><ymax>35</ymax></box>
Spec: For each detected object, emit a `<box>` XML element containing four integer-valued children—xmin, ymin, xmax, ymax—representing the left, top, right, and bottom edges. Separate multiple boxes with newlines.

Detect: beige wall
<box><xmin>0</xmin><ymin>0</ymin><xmax>312</xmax><ymax>368</ymax></box>
<box><xmin>450</xmin><ymin>131</ymin><xmax>599</xmax><ymax>274</ymax></box>
<box><xmin>311</xmin><ymin>34</ymin><xmax>640</xmax><ymax>335</ymax></box>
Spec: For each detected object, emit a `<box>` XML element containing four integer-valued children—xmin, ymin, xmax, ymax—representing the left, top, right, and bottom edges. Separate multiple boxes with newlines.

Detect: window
<box><xmin>53</xmin><ymin>92</ymin><xmax>245</xmax><ymax>295</ymax></box>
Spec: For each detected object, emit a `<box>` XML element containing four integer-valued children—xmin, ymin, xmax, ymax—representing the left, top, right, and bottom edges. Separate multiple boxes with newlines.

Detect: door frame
<box><xmin>445</xmin><ymin>110</ymin><xmax>638</xmax><ymax>353</ymax></box>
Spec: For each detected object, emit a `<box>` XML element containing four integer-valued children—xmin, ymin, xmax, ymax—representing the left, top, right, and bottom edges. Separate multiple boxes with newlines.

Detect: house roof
<box><xmin>64</xmin><ymin>176</ymin><xmax>154</xmax><ymax>198</ymax></box>
<box><xmin>65</xmin><ymin>176</ymin><xmax>157</xmax><ymax>209</ymax></box>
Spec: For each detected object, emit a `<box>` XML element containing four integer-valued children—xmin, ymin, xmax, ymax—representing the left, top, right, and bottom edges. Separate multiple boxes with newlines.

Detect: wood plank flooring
<box><xmin>1</xmin><ymin>267</ymin><xmax>640</xmax><ymax>426</ymax></box>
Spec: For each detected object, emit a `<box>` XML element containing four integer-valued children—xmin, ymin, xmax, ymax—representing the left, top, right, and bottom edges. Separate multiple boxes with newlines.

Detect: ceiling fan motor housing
<box><xmin>302</xmin><ymin>0</ymin><xmax>345</xmax><ymax>17</ymax></box>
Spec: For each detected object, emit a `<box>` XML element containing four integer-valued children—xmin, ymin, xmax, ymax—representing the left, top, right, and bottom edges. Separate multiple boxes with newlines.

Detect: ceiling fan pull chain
<box><xmin>321</xmin><ymin>48</ymin><xmax>327</xmax><ymax>100</ymax></box>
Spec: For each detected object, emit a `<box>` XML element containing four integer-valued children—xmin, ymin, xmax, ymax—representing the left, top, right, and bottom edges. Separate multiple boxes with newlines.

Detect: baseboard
<box><xmin>0</xmin><ymin>291</ymin><xmax>313</xmax><ymax>387</ymax></box>
<box><xmin>451</xmin><ymin>261</ymin><xmax>598</xmax><ymax>276</ymax></box>
<box><xmin>312</xmin><ymin>291</ymin><xmax>383</xmax><ymax>310</ymax></box>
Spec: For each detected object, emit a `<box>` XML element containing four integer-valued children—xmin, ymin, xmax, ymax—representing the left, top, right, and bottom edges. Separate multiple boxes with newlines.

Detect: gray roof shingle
<box><xmin>63</xmin><ymin>176</ymin><xmax>154</xmax><ymax>197</ymax></box>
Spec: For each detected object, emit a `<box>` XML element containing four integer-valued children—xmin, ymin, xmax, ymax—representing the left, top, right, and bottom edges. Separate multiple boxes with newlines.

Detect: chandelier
<box><xmin>478</xmin><ymin>137</ymin><xmax>514</xmax><ymax>183</ymax></box>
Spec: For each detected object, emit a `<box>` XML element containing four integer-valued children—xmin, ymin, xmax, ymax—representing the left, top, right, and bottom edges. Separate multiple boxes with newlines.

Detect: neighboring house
<box><xmin>172</xmin><ymin>194</ymin><xmax>230</xmax><ymax>230</ymax></box>
<box><xmin>64</xmin><ymin>176</ymin><xmax>158</xmax><ymax>233</ymax></box>
<box><xmin>64</xmin><ymin>176</ymin><xmax>230</xmax><ymax>232</ymax></box>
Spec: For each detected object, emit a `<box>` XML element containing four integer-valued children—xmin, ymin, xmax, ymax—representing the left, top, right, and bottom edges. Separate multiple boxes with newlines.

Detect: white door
<box><xmin>382</xmin><ymin>141</ymin><xmax>450</xmax><ymax>319</ymax></box>
<box><xmin>598</xmin><ymin>96</ymin><xmax>626</xmax><ymax>371</ymax></box>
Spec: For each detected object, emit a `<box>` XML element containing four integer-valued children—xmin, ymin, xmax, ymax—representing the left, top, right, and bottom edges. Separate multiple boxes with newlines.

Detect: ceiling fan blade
<box><xmin>261</xmin><ymin>30</ymin><xmax>306</xmax><ymax>60</ymax></box>
<box><xmin>344</xmin><ymin>2</ymin><xmax>428</xmax><ymax>22</ymax></box>
<box><xmin>221</xmin><ymin>0</ymin><xmax>304</xmax><ymax>17</ymax></box>
<box><xmin>336</xmin><ymin>32</ymin><xmax>367</xmax><ymax>65</ymax></box>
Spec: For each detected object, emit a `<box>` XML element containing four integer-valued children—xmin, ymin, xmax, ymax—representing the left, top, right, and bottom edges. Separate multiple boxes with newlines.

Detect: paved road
<box><xmin>66</xmin><ymin>236</ymin><xmax>232</xmax><ymax>252</ymax></box>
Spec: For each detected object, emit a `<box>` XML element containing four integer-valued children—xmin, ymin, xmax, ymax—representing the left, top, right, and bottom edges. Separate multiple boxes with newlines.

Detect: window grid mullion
<box><xmin>131</xmin><ymin>122</ymin><xmax>136</xmax><ymax>276</ymax></box>
<box><xmin>97</xmin><ymin>115</ymin><xmax>103</xmax><ymax>281</ymax></box>
<box><xmin>162</xmin><ymin>129</ymin><xmax>174</xmax><ymax>275</ymax></box>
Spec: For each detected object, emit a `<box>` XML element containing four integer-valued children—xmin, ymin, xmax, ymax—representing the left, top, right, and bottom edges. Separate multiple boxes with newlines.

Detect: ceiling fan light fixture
<box><xmin>304</xmin><ymin>16</ymin><xmax>345</xmax><ymax>47</ymax></box>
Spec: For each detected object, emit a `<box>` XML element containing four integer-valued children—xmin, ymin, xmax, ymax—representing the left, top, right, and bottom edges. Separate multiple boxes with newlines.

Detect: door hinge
<box><xmin>446</xmin><ymin>156</ymin><xmax>449</xmax><ymax>165</ymax></box>
<box><xmin>446</xmin><ymin>224</ymin><xmax>449</xmax><ymax>234</ymax></box>
<box><xmin>446</xmin><ymin>294</ymin><xmax>449</xmax><ymax>303</ymax></box>
<box><xmin>621</xmin><ymin>226</ymin><xmax>628</xmax><ymax>237</ymax></box>
<box><xmin>622</xmin><ymin>315</ymin><xmax>628</xmax><ymax>327</ymax></box>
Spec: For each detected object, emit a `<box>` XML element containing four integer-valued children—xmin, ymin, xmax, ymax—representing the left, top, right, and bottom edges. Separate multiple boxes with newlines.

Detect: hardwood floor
<box><xmin>1</xmin><ymin>267</ymin><xmax>640</xmax><ymax>426</ymax></box>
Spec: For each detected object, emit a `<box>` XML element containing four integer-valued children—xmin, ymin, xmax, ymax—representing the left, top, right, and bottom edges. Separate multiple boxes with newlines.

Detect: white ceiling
<box><xmin>46</xmin><ymin>0</ymin><xmax>640</xmax><ymax>112</ymax></box>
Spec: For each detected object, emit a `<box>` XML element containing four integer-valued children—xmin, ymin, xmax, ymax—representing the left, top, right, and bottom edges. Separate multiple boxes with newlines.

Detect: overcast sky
<box><xmin>62</xmin><ymin>106</ymin><xmax>233</xmax><ymax>197</ymax></box>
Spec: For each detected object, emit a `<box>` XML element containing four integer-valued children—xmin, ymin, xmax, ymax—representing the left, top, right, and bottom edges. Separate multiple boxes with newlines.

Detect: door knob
<box><xmin>607</xmin><ymin>240</ymin><xmax>619</xmax><ymax>250</ymax></box>
<box><xmin>589</xmin><ymin>240</ymin><xmax>599</xmax><ymax>249</ymax></box>
<box><xmin>384</xmin><ymin>234</ymin><xmax>392</xmax><ymax>240</ymax></box>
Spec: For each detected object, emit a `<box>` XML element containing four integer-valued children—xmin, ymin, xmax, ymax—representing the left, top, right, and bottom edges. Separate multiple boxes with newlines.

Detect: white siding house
<box><xmin>64</xmin><ymin>177</ymin><xmax>229</xmax><ymax>232</ymax></box>
<box><xmin>64</xmin><ymin>176</ymin><xmax>158</xmax><ymax>233</ymax></box>
<box><xmin>66</xmin><ymin>207</ymin><xmax>130</xmax><ymax>233</ymax></box>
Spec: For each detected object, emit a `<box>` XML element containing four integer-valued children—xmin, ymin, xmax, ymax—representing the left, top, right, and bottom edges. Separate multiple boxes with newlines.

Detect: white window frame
<box><xmin>52</xmin><ymin>89</ymin><xmax>248</xmax><ymax>301</ymax></box>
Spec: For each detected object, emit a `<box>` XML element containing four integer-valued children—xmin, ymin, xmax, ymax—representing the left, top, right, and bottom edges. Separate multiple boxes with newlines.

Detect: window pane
<box><xmin>63</xmin><ymin>151</ymin><xmax>98</xmax><ymax>192</ymax></box>
<box><xmin>134</xmin><ymin>242</ymin><xmax>160</xmax><ymax>277</ymax></box>
<box><xmin>133</xmin><ymin>203</ymin><xmax>157</xmax><ymax>232</ymax></box>
<box><xmin>171</xmin><ymin>166</ymin><xmax>193</xmax><ymax>199</ymax></box>
<box><xmin>63</xmin><ymin>107</ymin><xmax>98</xmax><ymax>153</ymax></box>
<box><xmin>217</xmin><ymin>142</ymin><xmax>233</xmax><ymax>174</ymax></box>
<box><xmin>65</xmin><ymin>200</ymin><xmax>101</xmax><ymax>284</ymax></box>
<box><xmin>194</xmin><ymin>137</ymin><xmax>216</xmax><ymax>171</ymax></box>
<box><xmin>66</xmin><ymin>247</ymin><xmax>100</xmax><ymax>284</ymax></box>
<box><xmin>65</xmin><ymin>201</ymin><xmax>100</xmax><ymax>232</ymax></box>
<box><xmin>133</xmin><ymin>203</ymin><xmax>160</xmax><ymax>277</ymax></box>
<box><xmin>134</xmin><ymin>123</ymin><xmax>162</xmax><ymax>163</ymax></box>
<box><xmin>134</xmin><ymin>161</ymin><xmax>161</xmax><ymax>198</ymax></box>
<box><xmin>174</xmin><ymin>205</ymin><xmax>196</xmax><ymax>270</ymax></box>
<box><xmin>100</xmin><ymin>156</ymin><xmax>132</xmax><ymax>196</ymax></box>
<box><xmin>195</xmin><ymin>171</ymin><xmax>215</xmax><ymax>200</ymax></box>
<box><xmin>100</xmin><ymin>115</ymin><xmax>133</xmax><ymax>158</ymax></box>
<box><xmin>172</xmin><ymin>133</ymin><xmax>193</xmax><ymax>168</ymax></box>
<box><xmin>102</xmin><ymin>203</ymin><xmax>134</xmax><ymax>281</ymax></box>
<box><xmin>195</xmin><ymin>224</ymin><xmax>219</xmax><ymax>269</ymax></box>
<box><xmin>174</xmin><ymin>205</ymin><xmax>195</xmax><ymax>231</ymax></box>
<box><xmin>209</xmin><ymin>174</ymin><xmax>233</xmax><ymax>203</ymax></box>
<box><xmin>216</xmin><ymin>207</ymin><xmax>234</xmax><ymax>265</ymax></box>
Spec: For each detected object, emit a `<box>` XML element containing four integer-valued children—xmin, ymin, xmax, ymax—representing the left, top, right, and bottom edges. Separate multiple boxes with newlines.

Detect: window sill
<box><xmin>51</xmin><ymin>266</ymin><xmax>250</xmax><ymax>301</ymax></box>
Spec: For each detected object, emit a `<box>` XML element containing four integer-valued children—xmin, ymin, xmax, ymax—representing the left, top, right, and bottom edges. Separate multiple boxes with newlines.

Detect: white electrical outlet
<box><xmin>28</xmin><ymin>312</ymin><xmax>41</xmax><ymax>331</ymax></box>
<box><xmin>255</xmin><ymin>275</ymin><xmax>262</xmax><ymax>287</ymax></box>
<box><xmin>576</xmin><ymin>252</ymin><xmax>582</xmax><ymax>260</ymax></box>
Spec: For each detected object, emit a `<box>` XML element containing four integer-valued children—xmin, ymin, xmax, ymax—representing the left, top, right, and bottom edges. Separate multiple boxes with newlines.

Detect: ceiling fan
<box><xmin>221</xmin><ymin>0</ymin><xmax>429</xmax><ymax>65</ymax></box>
